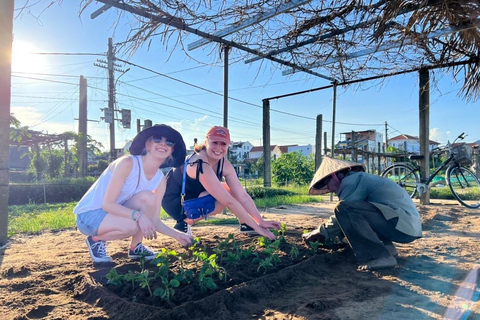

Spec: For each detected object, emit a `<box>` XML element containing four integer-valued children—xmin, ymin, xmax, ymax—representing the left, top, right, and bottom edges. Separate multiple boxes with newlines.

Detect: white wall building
<box><xmin>388</xmin><ymin>134</ymin><xmax>440</xmax><ymax>153</ymax></box>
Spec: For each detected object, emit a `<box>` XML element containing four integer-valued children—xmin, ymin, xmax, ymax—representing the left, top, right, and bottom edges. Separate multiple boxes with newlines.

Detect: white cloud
<box><xmin>11</xmin><ymin>106</ymin><xmax>75</xmax><ymax>134</ymax></box>
<box><xmin>430</xmin><ymin>128</ymin><xmax>452</xmax><ymax>145</ymax></box>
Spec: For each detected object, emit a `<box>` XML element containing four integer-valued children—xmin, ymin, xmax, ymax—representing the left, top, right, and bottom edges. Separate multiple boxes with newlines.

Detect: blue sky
<box><xmin>10</xmin><ymin>1</ymin><xmax>479</xmax><ymax>153</ymax></box>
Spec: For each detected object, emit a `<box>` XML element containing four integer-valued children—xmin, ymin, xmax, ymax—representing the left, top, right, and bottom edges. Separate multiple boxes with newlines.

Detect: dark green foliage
<box><xmin>245</xmin><ymin>186</ymin><xmax>295</xmax><ymax>199</ymax></box>
<box><xmin>272</xmin><ymin>152</ymin><xmax>315</xmax><ymax>186</ymax></box>
<box><xmin>8</xmin><ymin>177</ymin><xmax>96</xmax><ymax>205</ymax></box>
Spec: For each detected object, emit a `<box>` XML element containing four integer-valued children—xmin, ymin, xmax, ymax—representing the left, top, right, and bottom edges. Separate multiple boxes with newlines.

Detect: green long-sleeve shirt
<box><xmin>337</xmin><ymin>172</ymin><xmax>422</xmax><ymax>237</ymax></box>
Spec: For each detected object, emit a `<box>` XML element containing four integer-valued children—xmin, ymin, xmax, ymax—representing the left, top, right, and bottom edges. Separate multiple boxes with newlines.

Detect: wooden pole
<box><xmin>0</xmin><ymin>0</ymin><xmax>14</xmax><ymax>246</ymax></box>
<box><xmin>419</xmin><ymin>69</ymin><xmax>430</xmax><ymax>205</ymax></box>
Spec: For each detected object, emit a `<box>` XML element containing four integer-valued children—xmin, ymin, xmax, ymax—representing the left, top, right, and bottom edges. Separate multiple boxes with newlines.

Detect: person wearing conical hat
<box><xmin>303</xmin><ymin>156</ymin><xmax>422</xmax><ymax>271</ymax></box>
<box><xmin>74</xmin><ymin>124</ymin><xmax>193</xmax><ymax>263</ymax></box>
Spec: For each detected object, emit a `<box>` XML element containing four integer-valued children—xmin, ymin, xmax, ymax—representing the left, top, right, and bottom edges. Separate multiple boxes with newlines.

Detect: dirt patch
<box><xmin>1</xmin><ymin>200</ymin><xmax>480</xmax><ymax>320</ymax></box>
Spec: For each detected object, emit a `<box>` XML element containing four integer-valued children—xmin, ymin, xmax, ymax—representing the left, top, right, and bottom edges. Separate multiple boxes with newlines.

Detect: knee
<box><xmin>121</xmin><ymin>221</ymin><xmax>140</xmax><ymax>236</ymax></box>
<box><xmin>136</xmin><ymin>191</ymin><xmax>156</xmax><ymax>208</ymax></box>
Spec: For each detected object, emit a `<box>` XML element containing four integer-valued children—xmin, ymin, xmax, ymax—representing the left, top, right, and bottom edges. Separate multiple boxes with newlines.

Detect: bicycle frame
<box><xmin>400</xmin><ymin>153</ymin><xmax>456</xmax><ymax>195</ymax></box>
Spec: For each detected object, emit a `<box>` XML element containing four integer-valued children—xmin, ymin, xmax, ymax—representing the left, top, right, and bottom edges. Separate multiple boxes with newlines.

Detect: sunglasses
<box><xmin>152</xmin><ymin>137</ymin><xmax>175</xmax><ymax>147</ymax></box>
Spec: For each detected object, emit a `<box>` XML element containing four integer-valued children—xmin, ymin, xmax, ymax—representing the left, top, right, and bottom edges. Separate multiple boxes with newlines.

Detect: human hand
<box><xmin>259</xmin><ymin>220</ymin><xmax>282</xmax><ymax>230</ymax></box>
<box><xmin>138</xmin><ymin>214</ymin><xmax>157</xmax><ymax>240</ymax></box>
<box><xmin>302</xmin><ymin>229</ymin><xmax>325</xmax><ymax>245</ymax></box>
<box><xmin>255</xmin><ymin>226</ymin><xmax>277</xmax><ymax>241</ymax></box>
<box><xmin>175</xmin><ymin>232</ymin><xmax>194</xmax><ymax>247</ymax></box>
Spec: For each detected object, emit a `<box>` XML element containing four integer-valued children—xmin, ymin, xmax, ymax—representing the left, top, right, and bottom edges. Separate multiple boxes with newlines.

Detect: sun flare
<box><xmin>12</xmin><ymin>41</ymin><xmax>47</xmax><ymax>73</ymax></box>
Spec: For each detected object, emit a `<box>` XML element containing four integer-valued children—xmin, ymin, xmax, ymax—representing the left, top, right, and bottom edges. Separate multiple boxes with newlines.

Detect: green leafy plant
<box><xmin>289</xmin><ymin>243</ymin><xmax>300</xmax><ymax>259</ymax></box>
<box><xmin>106</xmin><ymin>268</ymin><xmax>124</xmax><ymax>286</ymax></box>
<box><xmin>153</xmin><ymin>277</ymin><xmax>180</xmax><ymax>301</ymax></box>
<box><xmin>135</xmin><ymin>270</ymin><xmax>154</xmax><ymax>297</ymax></box>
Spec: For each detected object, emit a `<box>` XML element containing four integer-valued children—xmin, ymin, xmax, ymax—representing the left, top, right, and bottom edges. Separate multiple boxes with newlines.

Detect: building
<box><xmin>388</xmin><ymin>134</ymin><xmax>440</xmax><ymax>153</ymax></box>
<box><xmin>336</xmin><ymin>130</ymin><xmax>383</xmax><ymax>153</ymax></box>
<box><xmin>229</xmin><ymin>141</ymin><xmax>254</xmax><ymax>162</ymax></box>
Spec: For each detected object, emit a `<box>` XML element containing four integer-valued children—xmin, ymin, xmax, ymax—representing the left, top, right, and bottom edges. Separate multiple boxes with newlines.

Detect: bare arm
<box><xmin>222</xmin><ymin>162</ymin><xmax>282</xmax><ymax>229</ymax></box>
<box><xmin>149</xmin><ymin>179</ymin><xmax>193</xmax><ymax>246</ymax></box>
<box><xmin>195</xmin><ymin>159</ymin><xmax>279</xmax><ymax>239</ymax></box>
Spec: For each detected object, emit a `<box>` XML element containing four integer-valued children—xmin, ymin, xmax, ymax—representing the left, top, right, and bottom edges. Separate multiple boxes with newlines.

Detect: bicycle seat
<box><xmin>409</xmin><ymin>154</ymin><xmax>424</xmax><ymax>160</ymax></box>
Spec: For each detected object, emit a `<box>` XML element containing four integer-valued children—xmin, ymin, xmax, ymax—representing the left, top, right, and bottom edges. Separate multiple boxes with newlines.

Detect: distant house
<box><xmin>249</xmin><ymin>145</ymin><xmax>283</xmax><ymax>161</ymax></box>
<box><xmin>286</xmin><ymin>144</ymin><xmax>313</xmax><ymax>156</ymax></box>
<box><xmin>230</xmin><ymin>141</ymin><xmax>254</xmax><ymax>161</ymax></box>
<box><xmin>336</xmin><ymin>130</ymin><xmax>383</xmax><ymax>153</ymax></box>
<box><xmin>388</xmin><ymin>134</ymin><xmax>440</xmax><ymax>153</ymax></box>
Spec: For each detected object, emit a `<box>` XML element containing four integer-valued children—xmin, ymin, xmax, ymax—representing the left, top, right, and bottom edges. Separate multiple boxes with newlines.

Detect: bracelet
<box><xmin>135</xmin><ymin>211</ymin><xmax>143</xmax><ymax>222</ymax></box>
<box><xmin>131</xmin><ymin>210</ymin><xmax>137</xmax><ymax>221</ymax></box>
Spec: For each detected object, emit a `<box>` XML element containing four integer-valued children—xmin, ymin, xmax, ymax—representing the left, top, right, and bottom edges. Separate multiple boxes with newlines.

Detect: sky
<box><xmin>9</xmin><ymin>0</ymin><xmax>480</xmax><ymax>154</ymax></box>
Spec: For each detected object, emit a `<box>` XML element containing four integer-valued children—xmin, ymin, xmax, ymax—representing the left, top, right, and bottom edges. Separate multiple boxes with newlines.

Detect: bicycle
<box><xmin>381</xmin><ymin>133</ymin><xmax>480</xmax><ymax>208</ymax></box>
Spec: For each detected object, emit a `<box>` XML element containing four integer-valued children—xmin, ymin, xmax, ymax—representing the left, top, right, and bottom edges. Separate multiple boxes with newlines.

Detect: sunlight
<box><xmin>11</xmin><ymin>41</ymin><xmax>47</xmax><ymax>73</ymax></box>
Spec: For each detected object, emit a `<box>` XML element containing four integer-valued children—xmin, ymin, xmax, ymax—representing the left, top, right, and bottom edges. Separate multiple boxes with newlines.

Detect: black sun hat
<box><xmin>309</xmin><ymin>156</ymin><xmax>365</xmax><ymax>195</ymax></box>
<box><xmin>129</xmin><ymin>124</ymin><xmax>186</xmax><ymax>168</ymax></box>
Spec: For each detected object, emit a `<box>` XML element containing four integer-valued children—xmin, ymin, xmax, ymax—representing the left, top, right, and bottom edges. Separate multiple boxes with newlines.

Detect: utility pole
<box><xmin>107</xmin><ymin>38</ymin><xmax>116</xmax><ymax>161</ymax></box>
<box><xmin>78</xmin><ymin>76</ymin><xmax>88</xmax><ymax>176</ymax></box>
<box><xmin>95</xmin><ymin>38</ymin><xmax>128</xmax><ymax>162</ymax></box>
<box><xmin>0</xmin><ymin>0</ymin><xmax>14</xmax><ymax>247</ymax></box>
<box><xmin>385</xmin><ymin>121</ymin><xmax>389</xmax><ymax>149</ymax></box>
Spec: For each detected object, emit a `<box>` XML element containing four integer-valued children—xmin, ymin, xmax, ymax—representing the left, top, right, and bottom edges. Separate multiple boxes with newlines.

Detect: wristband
<box><xmin>135</xmin><ymin>211</ymin><xmax>143</xmax><ymax>222</ymax></box>
<box><xmin>131</xmin><ymin>210</ymin><xmax>138</xmax><ymax>221</ymax></box>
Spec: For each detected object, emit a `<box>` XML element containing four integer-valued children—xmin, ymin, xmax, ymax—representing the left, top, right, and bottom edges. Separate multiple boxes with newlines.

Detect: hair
<box><xmin>140</xmin><ymin>136</ymin><xmax>154</xmax><ymax>155</ymax></box>
<box><xmin>194</xmin><ymin>140</ymin><xmax>207</xmax><ymax>153</ymax></box>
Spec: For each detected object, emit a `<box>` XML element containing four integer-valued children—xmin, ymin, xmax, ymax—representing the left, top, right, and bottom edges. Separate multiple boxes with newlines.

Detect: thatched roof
<box><xmin>83</xmin><ymin>0</ymin><xmax>480</xmax><ymax>100</ymax></box>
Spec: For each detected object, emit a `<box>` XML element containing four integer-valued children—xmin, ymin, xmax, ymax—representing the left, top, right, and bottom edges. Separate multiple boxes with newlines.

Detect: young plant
<box><xmin>256</xmin><ymin>256</ymin><xmax>274</xmax><ymax>274</ymax></box>
<box><xmin>153</xmin><ymin>277</ymin><xmax>180</xmax><ymax>301</ymax></box>
<box><xmin>123</xmin><ymin>270</ymin><xmax>137</xmax><ymax>291</ymax></box>
<box><xmin>289</xmin><ymin>243</ymin><xmax>300</xmax><ymax>260</ymax></box>
<box><xmin>135</xmin><ymin>270</ymin><xmax>153</xmax><ymax>297</ymax></box>
<box><xmin>106</xmin><ymin>268</ymin><xmax>124</xmax><ymax>286</ymax></box>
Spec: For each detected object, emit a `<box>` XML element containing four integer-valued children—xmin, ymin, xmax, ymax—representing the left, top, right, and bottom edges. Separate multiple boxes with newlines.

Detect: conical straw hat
<box><xmin>309</xmin><ymin>156</ymin><xmax>365</xmax><ymax>195</ymax></box>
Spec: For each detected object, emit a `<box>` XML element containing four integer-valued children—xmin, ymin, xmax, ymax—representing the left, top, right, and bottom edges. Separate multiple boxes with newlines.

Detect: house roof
<box><xmin>250</xmin><ymin>145</ymin><xmax>279</xmax><ymax>152</ymax></box>
<box><xmin>389</xmin><ymin>134</ymin><xmax>440</xmax><ymax>145</ymax></box>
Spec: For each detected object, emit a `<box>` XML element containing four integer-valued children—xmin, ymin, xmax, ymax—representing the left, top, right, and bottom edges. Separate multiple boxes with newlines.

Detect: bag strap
<box><xmin>181</xmin><ymin>157</ymin><xmax>190</xmax><ymax>205</ymax></box>
<box><xmin>134</xmin><ymin>156</ymin><xmax>141</xmax><ymax>189</ymax></box>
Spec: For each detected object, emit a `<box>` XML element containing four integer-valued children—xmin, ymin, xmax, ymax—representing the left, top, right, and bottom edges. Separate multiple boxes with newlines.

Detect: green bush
<box><xmin>245</xmin><ymin>186</ymin><xmax>295</xmax><ymax>199</ymax></box>
<box><xmin>8</xmin><ymin>177</ymin><xmax>96</xmax><ymax>205</ymax></box>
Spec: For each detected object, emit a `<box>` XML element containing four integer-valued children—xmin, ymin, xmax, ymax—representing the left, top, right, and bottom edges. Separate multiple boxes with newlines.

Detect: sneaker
<box><xmin>240</xmin><ymin>223</ymin><xmax>258</xmax><ymax>235</ymax></box>
<box><xmin>128</xmin><ymin>243</ymin><xmax>158</xmax><ymax>260</ymax></box>
<box><xmin>174</xmin><ymin>220</ymin><xmax>192</xmax><ymax>236</ymax></box>
<box><xmin>86</xmin><ymin>236</ymin><xmax>112</xmax><ymax>263</ymax></box>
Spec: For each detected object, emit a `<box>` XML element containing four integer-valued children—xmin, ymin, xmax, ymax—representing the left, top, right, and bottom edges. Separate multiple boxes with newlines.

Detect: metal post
<box><xmin>262</xmin><ymin>99</ymin><xmax>271</xmax><ymax>187</ymax></box>
<box><xmin>223</xmin><ymin>45</ymin><xmax>229</xmax><ymax>128</ymax></box>
<box><xmin>315</xmin><ymin>114</ymin><xmax>323</xmax><ymax>170</ymax></box>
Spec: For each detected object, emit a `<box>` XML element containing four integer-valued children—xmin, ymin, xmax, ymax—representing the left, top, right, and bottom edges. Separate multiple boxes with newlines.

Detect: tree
<box><xmin>272</xmin><ymin>152</ymin><xmax>315</xmax><ymax>186</ymax></box>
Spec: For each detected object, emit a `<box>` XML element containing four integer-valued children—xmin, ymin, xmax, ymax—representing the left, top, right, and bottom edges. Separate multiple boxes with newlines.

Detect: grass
<box><xmin>7</xmin><ymin>186</ymin><xmax>323</xmax><ymax>237</ymax></box>
<box><xmin>8</xmin><ymin>202</ymin><xmax>77</xmax><ymax>237</ymax></box>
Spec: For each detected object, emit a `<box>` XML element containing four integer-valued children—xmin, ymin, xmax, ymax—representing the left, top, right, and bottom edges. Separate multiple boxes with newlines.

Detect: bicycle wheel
<box><xmin>446</xmin><ymin>165</ymin><xmax>480</xmax><ymax>208</ymax></box>
<box><xmin>381</xmin><ymin>164</ymin><xmax>419</xmax><ymax>198</ymax></box>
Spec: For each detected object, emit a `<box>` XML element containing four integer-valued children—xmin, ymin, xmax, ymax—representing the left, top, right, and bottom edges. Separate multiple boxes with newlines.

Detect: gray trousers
<box><xmin>326</xmin><ymin>201</ymin><xmax>417</xmax><ymax>262</ymax></box>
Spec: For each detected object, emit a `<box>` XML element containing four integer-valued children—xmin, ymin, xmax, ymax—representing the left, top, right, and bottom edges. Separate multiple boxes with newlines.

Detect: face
<box><xmin>206</xmin><ymin>138</ymin><xmax>229</xmax><ymax>158</ymax></box>
<box><xmin>325</xmin><ymin>174</ymin><xmax>341</xmax><ymax>194</ymax></box>
<box><xmin>145</xmin><ymin>136</ymin><xmax>174</xmax><ymax>159</ymax></box>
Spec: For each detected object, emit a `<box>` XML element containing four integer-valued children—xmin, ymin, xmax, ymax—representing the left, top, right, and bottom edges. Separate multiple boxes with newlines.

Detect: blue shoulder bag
<box><xmin>181</xmin><ymin>157</ymin><xmax>216</xmax><ymax>220</ymax></box>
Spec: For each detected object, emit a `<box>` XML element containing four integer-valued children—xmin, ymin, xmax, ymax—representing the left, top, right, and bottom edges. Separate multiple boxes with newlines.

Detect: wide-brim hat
<box><xmin>309</xmin><ymin>156</ymin><xmax>365</xmax><ymax>195</ymax></box>
<box><xmin>129</xmin><ymin>124</ymin><xmax>186</xmax><ymax>168</ymax></box>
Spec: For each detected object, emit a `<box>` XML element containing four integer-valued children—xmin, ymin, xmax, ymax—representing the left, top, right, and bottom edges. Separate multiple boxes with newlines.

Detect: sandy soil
<box><xmin>1</xmin><ymin>199</ymin><xmax>480</xmax><ymax>320</ymax></box>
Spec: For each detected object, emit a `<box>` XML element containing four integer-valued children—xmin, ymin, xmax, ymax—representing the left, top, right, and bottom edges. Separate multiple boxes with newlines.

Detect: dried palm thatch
<box><xmin>80</xmin><ymin>0</ymin><xmax>480</xmax><ymax>100</ymax></box>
